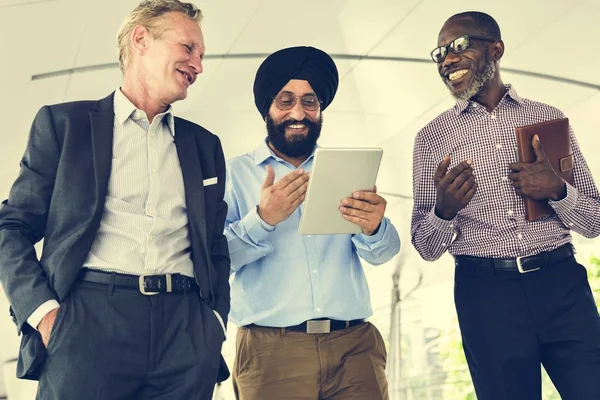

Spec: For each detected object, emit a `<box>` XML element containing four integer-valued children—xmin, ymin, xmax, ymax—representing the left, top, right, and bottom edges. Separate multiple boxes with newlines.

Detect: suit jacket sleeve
<box><xmin>0</xmin><ymin>106</ymin><xmax>60</xmax><ymax>333</ymax></box>
<box><xmin>211</xmin><ymin>136</ymin><xmax>231</xmax><ymax>326</ymax></box>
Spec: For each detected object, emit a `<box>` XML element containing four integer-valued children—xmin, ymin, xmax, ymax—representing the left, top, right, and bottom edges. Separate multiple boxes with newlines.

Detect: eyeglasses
<box><xmin>430</xmin><ymin>35</ymin><xmax>497</xmax><ymax>63</ymax></box>
<box><xmin>273</xmin><ymin>92</ymin><xmax>322</xmax><ymax>111</ymax></box>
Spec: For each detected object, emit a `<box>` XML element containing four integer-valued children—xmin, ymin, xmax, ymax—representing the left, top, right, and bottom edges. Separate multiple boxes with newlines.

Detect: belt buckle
<box><xmin>306</xmin><ymin>320</ymin><xmax>331</xmax><ymax>334</ymax></box>
<box><xmin>516</xmin><ymin>256</ymin><xmax>540</xmax><ymax>274</ymax></box>
<box><xmin>138</xmin><ymin>275</ymin><xmax>173</xmax><ymax>295</ymax></box>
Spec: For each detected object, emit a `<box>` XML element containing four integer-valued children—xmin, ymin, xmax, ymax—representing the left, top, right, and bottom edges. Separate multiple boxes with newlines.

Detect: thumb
<box><xmin>532</xmin><ymin>135</ymin><xmax>547</xmax><ymax>161</ymax></box>
<box><xmin>262</xmin><ymin>165</ymin><xmax>275</xmax><ymax>188</ymax></box>
<box><xmin>434</xmin><ymin>154</ymin><xmax>451</xmax><ymax>182</ymax></box>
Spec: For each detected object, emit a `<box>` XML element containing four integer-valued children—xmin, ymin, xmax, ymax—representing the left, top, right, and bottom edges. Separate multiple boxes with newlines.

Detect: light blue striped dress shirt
<box><xmin>224</xmin><ymin>140</ymin><xmax>401</xmax><ymax>327</ymax></box>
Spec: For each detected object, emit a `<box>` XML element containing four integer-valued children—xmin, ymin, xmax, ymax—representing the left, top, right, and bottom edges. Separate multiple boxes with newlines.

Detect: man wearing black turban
<box><xmin>223</xmin><ymin>46</ymin><xmax>400</xmax><ymax>399</ymax></box>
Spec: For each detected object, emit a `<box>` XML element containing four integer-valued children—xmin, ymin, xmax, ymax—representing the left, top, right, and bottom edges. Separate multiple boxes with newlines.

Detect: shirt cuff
<box><xmin>427</xmin><ymin>208</ymin><xmax>456</xmax><ymax>233</ymax></box>
<box><xmin>548</xmin><ymin>182</ymin><xmax>578</xmax><ymax>212</ymax></box>
<box><xmin>27</xmin><ymin>300</ymin><xmax>60</xmax><ymax>331</ymax></box>
<box><xmin>213</xmin><ymin>310</ymin><xmax>227</xmax><ymax>339</ymax></box>
<box><xmin>240</xmin><ymin>206</ymin><xmax>273</xmax><ymax>243</ymax></box>
<box><xmin>357</xmin><ymin>217</ymin><xmax>388</xmax><ymax>243</ymax></box>
<box><xmin>254</xmin><ymin>205</ymin><xmax>276</xmax><ymax>232</ymax></box>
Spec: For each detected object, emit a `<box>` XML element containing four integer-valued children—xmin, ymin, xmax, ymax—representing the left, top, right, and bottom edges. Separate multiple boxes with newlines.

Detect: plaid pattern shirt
<box><xmin>411</xmin><ymin>85</ymin><xmax>600</xmax><ymax>260</ymax></box>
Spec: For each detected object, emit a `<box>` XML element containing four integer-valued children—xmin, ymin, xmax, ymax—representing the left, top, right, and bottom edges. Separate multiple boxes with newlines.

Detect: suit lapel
<box><xmin>174</xmin><ymin>121</ymin><xmax>211</xmax><ymax>275</ymax></box>
<box><xmin>90</xmin><ymin>94</ymin><xmax>115</xmax><ymax>214</ymax></box>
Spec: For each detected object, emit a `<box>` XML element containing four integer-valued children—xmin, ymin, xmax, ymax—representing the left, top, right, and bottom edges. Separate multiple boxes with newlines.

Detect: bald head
<box><xmin>443</xmin><ymin>11</ymin><xmax>501</xmax><ymax>41</ymax></box>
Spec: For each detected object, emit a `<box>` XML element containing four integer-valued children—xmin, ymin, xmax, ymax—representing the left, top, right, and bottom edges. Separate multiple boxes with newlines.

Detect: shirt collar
<box><xmin>453</xmin><ymin>84</ymin><xmax>523</xmax><ymax>115</ymax></box>
<box><xmin>252</xmin><ymin>139</ymin><xmax>318</xmax><ymax>166</ymax></box>
<box><xmin>113</xmin><ymin>88</ymin><xmax>175</xmax><ymax>136</ymax></box>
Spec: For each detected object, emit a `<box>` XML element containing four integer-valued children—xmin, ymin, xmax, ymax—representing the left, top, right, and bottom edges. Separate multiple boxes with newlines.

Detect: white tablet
<box><xmin>298</xmin><ymin>147</ymin><xmax>383</xmax><ymax>235</ymax></box>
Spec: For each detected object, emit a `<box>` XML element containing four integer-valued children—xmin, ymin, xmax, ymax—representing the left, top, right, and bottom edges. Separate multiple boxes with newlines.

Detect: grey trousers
<box><xmin>36</xmin><ymin>279</ymin><xmax>225</xmax><ymax>400</ymax></box>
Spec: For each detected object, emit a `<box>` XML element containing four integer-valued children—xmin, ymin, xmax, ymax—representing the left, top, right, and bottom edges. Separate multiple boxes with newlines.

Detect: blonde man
<box><xmin>0</xmin><ymin>1</ymin><xmax>230</xmax><ymax>399</ymax></box>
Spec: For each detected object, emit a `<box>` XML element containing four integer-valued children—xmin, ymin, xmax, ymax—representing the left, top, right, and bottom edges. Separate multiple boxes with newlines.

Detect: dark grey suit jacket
<box><xmin>0</xmin><ymin>92</ymin><xmax>231</xmax><ymax>381</ymax></box>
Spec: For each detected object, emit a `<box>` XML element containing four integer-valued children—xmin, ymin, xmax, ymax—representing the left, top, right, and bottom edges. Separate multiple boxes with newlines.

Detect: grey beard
<box><xmin>451</xmin><ymin>62</ymin><xmax>495</xmax><ymax>101</ymax></box>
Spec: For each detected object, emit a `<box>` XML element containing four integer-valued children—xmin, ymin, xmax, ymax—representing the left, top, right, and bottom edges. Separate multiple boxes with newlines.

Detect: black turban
<box><xmin>253</xmin><ymin>46</ymin><xmax>339</xmax><ymax>118</ymax></box>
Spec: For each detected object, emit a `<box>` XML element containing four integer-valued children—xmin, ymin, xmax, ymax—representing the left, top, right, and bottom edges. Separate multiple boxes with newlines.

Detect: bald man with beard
<box><xmin>223</xmin><ymin>46</ymin><xmax>400</xmax><ymax>400</ymax></box>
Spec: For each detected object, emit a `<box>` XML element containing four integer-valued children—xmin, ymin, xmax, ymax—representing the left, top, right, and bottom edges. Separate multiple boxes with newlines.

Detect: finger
<box><xmin>464</xmin><ymin>182</ymin><xmax>478</xmax><ymax>203</ymax></box>
<box><xmin>448</xmin><ymin>168</ymin><xmax>473</xmax><ymax>190</ymax></box>
<box><xmin>440</xmin><ymin>160</ymin><xmax>472</xmax><ymax>186</ymax></box>
<box><xmin>532</xmin><ymin>135</ymin><xmax>547</xmax><ymax>161</ymax></box>
<box><xmin>262</xmin><ymin>165</ymin><xmax>275</xmax><ymax>189</ymax></box>
<box><xmin>341</xmin><ymin>198</ymin><xmax>373</xmax><ymax>212</ymax></box>
<box><xmin>275</xmin><ymin>169</ymin><xmax>305</xmax><ymax>190</ymax></box>
<box><xmin>351</xmin><ymin>191</ymin><xmax>381</xmax><ymax>205</ymax></box>
<box><xmin>290</xmin><ymin>193</ymin><xmax>306</xmax><ymax>209</ymax></box>
<box><xmin>433</xmin><ymin>155</ymin><xmax>451</xmax><ymax>182</ymax></box>
<box><xmin>456</xmin><ymin>175</ymin><xmax>476</xmax><ymax>197</ymax></box>
<box><xmin>289</xmin><ymin>181</ymin><xmax>309</xmax><ymax>201</ymax></box>
<box><xmin>339</xmin><ymin>206</ymin><xmax>369</xmax><ymax>220</ymax></box>
<box><xmin>508</xmin><ymin>162</ymin><xmax>525</xmax><ymax>171</ymax></box>
<box><xmin>341</xmin><ymin>213</ymin><xmax>370</xmax><ymax>228</ymax></box>
<box><xmin>507</xmin><ymin>172</ymin><xmax>520</xmax><ymax>182</ymax></box>
<box><xmin>283</xmin><ymin>172</ymin><xmax>309</xmax><ymax>195</ymax></box>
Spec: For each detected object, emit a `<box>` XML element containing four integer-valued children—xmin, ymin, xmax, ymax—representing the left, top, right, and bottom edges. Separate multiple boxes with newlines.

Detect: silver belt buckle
<box><xmin>306</xmin><ymin>320</ymin><xmax>331</xmax><ymax>334</ymax></box>
<box><xmin>516</xmin><ymin>257</ymin><xmax>540</xmax><ymax>274</ymax></box>
<box><xmin>138</xmin><ymin>274</ymin><xmax>172</xmax><ymax>295</ymax></box>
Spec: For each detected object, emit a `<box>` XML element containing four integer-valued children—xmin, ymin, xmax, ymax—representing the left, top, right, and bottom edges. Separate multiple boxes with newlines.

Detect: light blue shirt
<box><xmin>224</xmin><ymin>140</ymin><xmax>401</xmax><ymax>327</ymax></box>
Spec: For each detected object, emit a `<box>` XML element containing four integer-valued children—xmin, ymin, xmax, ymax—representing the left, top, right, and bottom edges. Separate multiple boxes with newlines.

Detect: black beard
<box><xmin>266</xmin><ymin>114</ymin><xmax>322</xmax><ymax>158</ymax></box>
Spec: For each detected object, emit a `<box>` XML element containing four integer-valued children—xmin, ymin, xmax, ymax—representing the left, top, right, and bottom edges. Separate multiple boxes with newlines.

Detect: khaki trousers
<box><xmin>233</xmin><ymin>322</ymin><xmax>388</xmax><ymax>400</ymax></box>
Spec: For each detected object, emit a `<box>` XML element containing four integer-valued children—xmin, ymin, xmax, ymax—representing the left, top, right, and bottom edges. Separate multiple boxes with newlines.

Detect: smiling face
<box><xmin>137</xmin><ymin>11</ymin><xmax>205</xmax><ymax>105</ymax></box>
<box><xmin>266</xmin><ymin>79</ymin><xmax>323</xmax><ymax>158</ymax></box>
<box><xmin>437</xmin><ymin>19</ymin><xmax>496</xmax><ymax>101</ymax></box>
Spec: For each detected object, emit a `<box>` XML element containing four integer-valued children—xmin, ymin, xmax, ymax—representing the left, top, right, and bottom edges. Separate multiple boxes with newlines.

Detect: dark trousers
<box><xmin>454</xmin><ymin>256</ymin><xmax>600</xmax><ymax>400</ymax></box>
<box><xmin>36</xmin><ymin>279</ymin><xmax>225</xmax><ymax>400</ymax></box>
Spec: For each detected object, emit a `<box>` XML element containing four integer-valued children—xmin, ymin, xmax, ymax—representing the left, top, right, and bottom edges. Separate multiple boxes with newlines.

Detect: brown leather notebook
<box><xmin>515</xmin><ymin>118</ymin><xmax>574</xmax><ymax>221</ymax></box>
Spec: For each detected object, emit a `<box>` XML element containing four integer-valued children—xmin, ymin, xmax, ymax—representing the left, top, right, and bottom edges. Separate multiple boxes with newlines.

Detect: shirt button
<box><xmin>441</xmin><ymin>243</ymin><xmax>447</xmax><ymax>247</ymax></box>
<box><xmin>151</xmin><ymin>167</ymin><xmax>157</xmax><ymax>174</ymax></box>
<box><xmin>517</xmin><ymin>233</ymin><xmax>523</xmax><ymax>239</ymax></box>
<box><xmin>507</xmin><ymin>210</ymin><xmax>514</xmax><ymax>216</ymax></box>
<box><xmin>491</xmin><ymin>114</ymin><xmax>497</xmax><ymax>120</ymax></box>
<box><xmin>496</xmin><ymin>143</ymin><xmax>503</xmax><ymax>149</ymax></box>
<box><xmin>149</xmin><ymin>235</ymin><xmax>154</xmax><ymax>241</ymax></box>
<box><xmin>312</xmin><ymin>269</ymin><xmax>317</xmax><ymax>274</ymax></box>
<box><xmin>502</xmin><ymin>176</ymin><xmax>509</xmax><ymax>182</ymax></box>
<box><xmin>316</xmin><ymin>308</ymin><xmax>322</xmax><ymax>313</ymax></box>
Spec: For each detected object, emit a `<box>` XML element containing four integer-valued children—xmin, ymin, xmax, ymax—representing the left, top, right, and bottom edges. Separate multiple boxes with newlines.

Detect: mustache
<box><xmin>281</xmin><ymin>118</ymin><xmax>319</xmax><ymax>128</ymax></box>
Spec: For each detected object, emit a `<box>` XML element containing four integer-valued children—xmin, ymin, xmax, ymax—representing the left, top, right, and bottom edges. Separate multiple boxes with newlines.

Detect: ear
<box><xmin>492</xmin><ymin>39</ymin><xmax>505</xmax><ymax>61</ymax></box>
<box><xmin>131</xmin><ymin>24</ymin><xmax>151</xmax><ymax>57</ymax></box>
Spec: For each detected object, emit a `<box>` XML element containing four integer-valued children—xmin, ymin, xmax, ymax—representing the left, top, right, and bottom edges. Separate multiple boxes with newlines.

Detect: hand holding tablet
<box><xmin>299</xmin><ymin>147</ymin><xmax>384</xmax><ymax>235</ymax></box>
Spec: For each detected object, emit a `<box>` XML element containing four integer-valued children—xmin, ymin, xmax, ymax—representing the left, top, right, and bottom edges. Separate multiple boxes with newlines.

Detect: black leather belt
<box><xmin>454</xmin><ymin>243</ymin><xmax>575</xmax><ymax>274</ymax></box>
<box><xmin>78</xmin><ymin>268</ymin><xmax>199</xmax><ymax>295</ymax></box>
<box><xmin>246</xmin><ymin>319</ymin><xmax>365</xmax><ymax>334</ymax></box>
